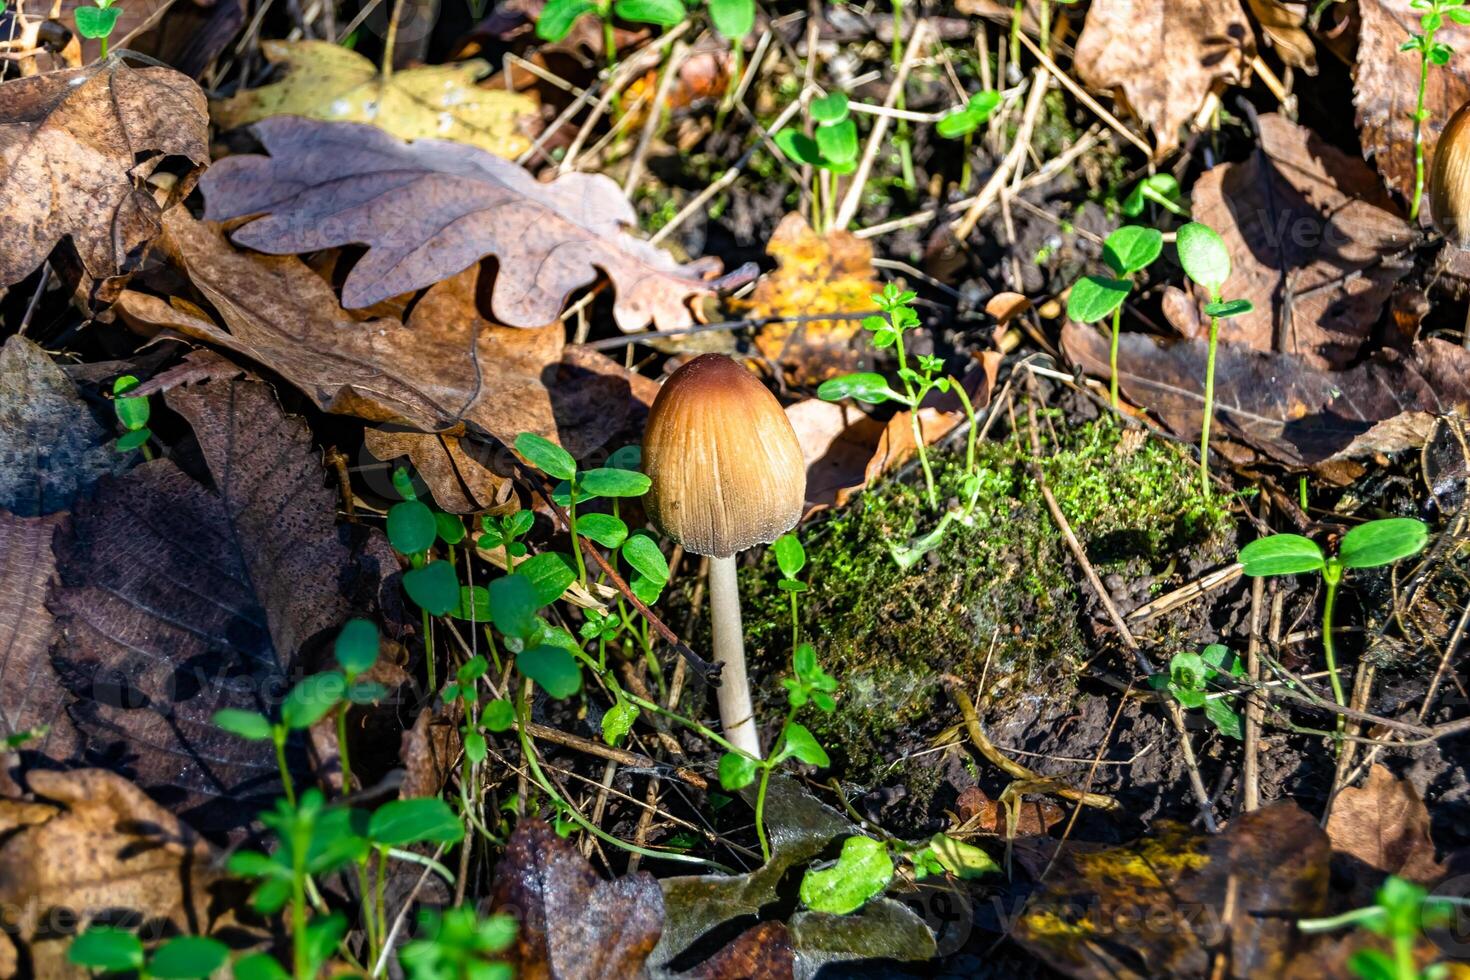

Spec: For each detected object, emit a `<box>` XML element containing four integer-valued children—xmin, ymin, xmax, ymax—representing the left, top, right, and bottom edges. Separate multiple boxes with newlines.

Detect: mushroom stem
<box><xmin>708</xmin><ymin>554</ymin><xmax>762</xmax><ymax>758</ymax></box>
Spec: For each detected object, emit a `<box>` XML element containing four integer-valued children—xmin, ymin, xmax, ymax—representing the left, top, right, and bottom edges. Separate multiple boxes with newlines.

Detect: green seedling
<box><xmin>1148</xmin><ymin>644</ymin><xmax>1246</xmax><ymax>739</ymax></box>
<box><xmin>1403</xmin><ymin>0</ymin><xmax>1469</xmax><ymax>219</ymax></box>
<box><xmin>75</xmin><ymin>0</ymin><xmax>121</xmax><ymax>58</ymax></box>
<box><xmin>773</xmin><ymin>532</ymin><xmax>808</xmax><ymax>649</ymax></box>
<box><xmin>385</xmin><ymin>468</ymin><xmax>462</xmax><ymax>691</ymax></box>
<box><xmin>399</xmin><ymin>906</ymin><xmax>517</xmax><ymax>980</ymax></box>
<box><xmin>707</xmin><ymin>0</ymin><xmax>754</xmax><ymax>116</ymax></box>
<box><xmin>331</xmin><ymin>618</ymin><xmax>384</xmax><ymax>792</ymax></box>
<box><xmin>1299</xmin><ymin>875</ymin><xmax>1459</xmax><ymax>980</ymax></box>
<box><xmin>1176</xmin><ymin>221</ymin><xmax>1254</xmax><ymax>496</ymax></box>
<box><xmin>907</xmin><ymin>832</ymin><xmax>1001</xmax><ymax>882</ymax></box>
<box><xmin>536</xmin><ymin>0</ymin><xmax>687</xmax><ymax>68</ymax></box>
<box><xmin>69</xmin><ymin>928</ymin><xmax>230</xmax><ymax>979</ymax></box>
<box><xmin>112</xmin><ymin>375</ymin><xmax>152</xmax><ymax>457</ymax></box>
<box><xmin>936</xmin><ymin>90</ymin><xmax>1002</xmax><ymax>191</ymax></box>
<box><xmin>1066</xmin><ymin>225</ymin><xmax>1164</xmax><ymax>409</ymax></box>
<box><xmin>1239</xmin><ymin>518</ymin><xmax>1429</xmax><ymax>729</ymax></box>
<box><xmin>1122</xmin><ymin>173</ymin><xmax>1188</xmax><ymax>218</ymax></box>
<box><xmin>774</xmin><ymin>92</ymin><xmax>859</xmax><ymax>233</ymax></box>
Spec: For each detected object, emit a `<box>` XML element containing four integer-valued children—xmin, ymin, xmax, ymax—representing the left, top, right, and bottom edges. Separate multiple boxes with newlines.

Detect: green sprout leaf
<box><xmin>1102</xmin><ymin>226</ymin><xmax>1164</xmax><ymax>276</ymax></box>
<box><xmin>435</xmin><ymin>511</ymin><xmax>466</xmax><ymax>545</ymax></box>
<box><xmin>613</xmin><ymin>0</ymin><xmax>686</xmax><ymax>27</ymax></box>
<box><xmin>773</xmin><ymin>128</ymin><xmax>823</xmax><ymax>167</ymax></box>
<box><xmin>403</xmin><ymin>560</ymin><xmax>461</xmax><ymax>616</ymax></box>
<box><xmin>773</xmin><ymin>533</ymin><xmax>805</xmax><ymax>579</ymax></box>
<box><xmin>282</xmin><ymin>672</ymin><xmax>346</xmax><ymax>729</ymax></box>
<box><xmin>621</xmin><ymin>533</ymin><xmax>669</xmax><ymax>584</ymax></box>
<box><xmin>75</xmin><ymin>4</ymin><xmax>121</xmax><ymax>38</ymax></box>
<box><xmin>935</xmin><ymin>91</ymin><xmax>1002</xmax><ymax>138</ymax></box>
<box><xmin>708</xmin><ymin>0</ymin><xmax>755</xmax><ymax>37</ymax></box>
<box><xmin>577</xmin><ymin>512</ymin><xmax>629</xmax><ymax>548</ymax></box>
<box><xmin>518</xmin><ymin>644</ymin><xmax>583</xmax><ymax>698</ymax></box>
<box><xmin>116</xmin><ymin>427</ymin><xmax>152</xmax><ymax>452</ymax></box>
<box><xmin>717</xmin><ymin>751</ymin><xmax>759</xmax><ymax>790</ymax></box>
<box><xmin>536</xmin><ymin>0</ymin><xmax>597</xmax><ymax>41</ymax></box>
<box><xmin>928</xmin><ymin>833</ymin><xmax>1001</xmax><ymax>879</ymax></box>
<box><xmin>233</xmin><ymin>953</ymin><xmax>291</xmax><ymax>980</ymax></box>
<box><xmin>809</xmin><ymin>91</ymin><xmax>850</xmax><ymax>124</ymax></box>
<box><xmin>781</xmin><ymin>722</ymin><xmax>829</xmax><ymax>767</ymax></box>
<box><xmin>112</xmin><ymin>375</ymin><xmax>150</xmax><ymax>430</ymax></box>
<box><xmin>1122</xmin><ymin>173</ymin><xmax>1186</xmax><ymax>217</ymax></box>
<box><xmin>484</xmin><ymin>698</ymin><xmax>516</xmax><ymax>732</ymax></box>
<box><xmin>1203</xmin><ymin>298</ymin><xmax>1254</xmax><ymax>319</ymax></box>
<box><xmin>517</xmin><ymin>552</ymin><xmax>577</xmax><ymax>606</ymax></box>
<box><xmin>488</xmin><ymin>574</ymin><xmax>539</xmax><ymax>638</ymax></box>
<box><xmin>149</xmin><ymin>936</ymin><xmax>230</xmax><ymax>980</ymax></box>
<box><xmin>1337</xmin><ymin>518</ymin><xmax>1430</xmax><ymax>570</ymax></box>
<box><xmin>799</xmin><ymin>836</ymin><xmax>894</xmax><ymax>914</ymax></box>
<box><xmin>214</xmin><ymin>708</ymin><xmax>273</xmax><ymax>741</ymax></box>
<box><xmin>1203</xmin><ymin>698</ymin><xmax>1244</xmax><ymax>740</ymax></box>
<box><xmin>579</xmin><ymin>467</ymin><xmax>651</xmax><ymax>498</ymax></box>
<box><xmin>1177</xmin><ymin>222</ymin><xmax>1232</xmax><ymax>297</ymax></box>
<box><xmin>1066</xmin><ymin>276</ymin><xmax>1131</xmax><ymax>324</ymax></box>
<box><xmin>369</xmin><ymin>798</ymin><xmax>465</xmax><ymax>846</ymax></box>
<box><xmin>387</xmin><ymin>499</ymin><xmax>438</xmax><ymax>555</ymax></box>
<box><xmin>68</xmin><ymin>928</ymin><xmax>144</xmax><ymax>972</ymax></box>
<box><xmin>452</xmin><ymin>585</ymin><xmax>491</xmax><ymax>622</ymax></box>
<box><xmin>1238</xmin><ymin>534</ymin><xmax>1326</xmax><ymax>577</ymax></box>
<box><xmin>817</xmin><ymin>372</ymin><xmax>901</xmax><ymax>404</ymax></box>
<box><xmin>335</xmin><ymin>618</ymin><xmax>380</xmax><ymax>676</ymax></box>
<box><xmin>514</xmin><ymin>432</ymin><xmax>577</xmax><ymax>481</ymax></box>
<box><xmin>601</xmin><ymin>700</ymin><xmax>639</xmax><ymax>746</ymax></box>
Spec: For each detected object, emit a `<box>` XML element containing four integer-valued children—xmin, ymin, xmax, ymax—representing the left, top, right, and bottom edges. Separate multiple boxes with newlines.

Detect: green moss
<box><xmin>741</xmin><ymin>415</ymin><xmax>1233</xmax><ymax>782</ymax></box>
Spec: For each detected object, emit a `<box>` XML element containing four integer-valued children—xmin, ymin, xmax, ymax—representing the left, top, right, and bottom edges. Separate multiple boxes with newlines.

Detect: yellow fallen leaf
<box><xmin>212</xmin><ymin>39</ymin><xmax>536</xmax><ymax>158</ymax></box>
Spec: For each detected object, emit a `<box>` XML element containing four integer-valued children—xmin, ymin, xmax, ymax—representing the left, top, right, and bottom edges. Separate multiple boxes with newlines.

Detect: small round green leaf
<box><xmin>708</xmin><ymin>0</ymin><xmax>754</xmax><ymax>37</ymax></box>
<box><xmin>369</xmin><ymin>798</ymin><xmax>464</xmax><ymax>845</ymax></box>
<box><xmin>489</xmin><ymin>574</ymin><xmax>539</xmax><ymax>639</ymax></box>
<box><xmin>577</xmin><ymin>512</ymin><xmax>629</xmax><ymax>549</ymax></box>
<box><xmin>233</xmin><ymin>952</ymin><xmax>291</xmax><ymax>980</ymax></box>
<box><xmin>334</xmin><ymin>618</ymin><xmax>379</xmax><ymax>676</ymax></box>
<box><xmin>68</xmin><ymin>928</ymin><xmax>144</xmax><ymax>971</ymax></box>
<box><xmin>810</xmin><ymin>91</ymin><xmax>850</xmax><ymax>124</ymax></box>
<box><xmin>214</xmin><ymin>708</ymin><xmax>273</xmax><ymax>741</ymax></box>
<box><xmin>452</xmin><ymin>584</ymin><xmax>491</xmax><ymax>622</ymax></box>
<box><xmin>799</xmin><ymin>836</ymin><xmax>894</xmax><ymax>914</ymax></box>
<box><xmin>150</xmin><ymin>936</ymin><xmax>230</xmax><ymax>979</ymax></box>
<box><xmin>1177</xmin><ymin>222</ymin><xmax>1232</xmax><ymax>296</ymax></box>
<box><xmin>781</xmin><ymin>722</ymin><xmax>829</xmax><ymax>767</ymax></box>
<box><xmin>403</xmin><ymin>560</ymin><xmax>461</xmax><ymax>616</ymax></box>
<box><xmin>718</xmin><ymin>751</ymin><xmax>759</xmax><ymax>790</ymax></box>
<box><xmin>514</xmin><ymin>432</ymin><xmax>577</xmax><ymax>481</ymax></box>
<box><xmin>535</xmin><ymin>0</ymin><xmax>596</xmax><ymax>41</ymax></box>
<box><xmin>601</xmin><ymin>700</ymin><xmax>639</xmax><ymax>746</ymax></box>
<box><xmin>817</xmin><ymin>372</ymin><xmax>898</xmax><ymax>404</ymax></box>
<box><xmin>116</xmin><ymin>427</ymin><xmax>152</xmax><ymax>451</ymax></box>
<box><xmin>387</xmin><ymin>500</ymin><xmax>437</xmax><ymax>555</ymax></box>
<box><xmin>1102</xmin><ymin>226</ymin><xmax>1164</xmax><ymax>276</ymax></box>
<box><xmin>75</xmin><ymin>4</ymin><xmax>121</xmax><ymax>38</ymax></box>
<box><xmin>815</xmin><ymin>118</ymin><xmax>858</xmax><ymax>165</ymax></box>
<box><xmin>579</xmin><ymin>468</ymin><xmax>651</xmax><ymax>498</ymax></box>
<box><xmin>1337</xmin><ymin>518</ymin><xmax>1429</xmax><ymax>570</ymax></box>
<box><xmin>612</xmin><ymin>0</ymin><xmax>685</xmax><ymax>27</ymax></box>
<box><xmin>282</xmin><ymin>672</ymin><xmax>346</xmax><ymax>730</ymax></box>
<box><xmin>434</xmin><ymin>511</ymin><xmax>466</xmax><ymax>545</ymax></box>
<box><xmin>928</xmin><ymin>832</ymin><xmax>1001</xmax><ymax>879</ymax></box>
<box><xmin>621</xmin><ymin>534</ymin><xmax>669</xmax><ymax>584</ymax></box>
<box><xmin>773</xmin><ymin>533</ymin><xmax>805</xmax><ymax>579</ymax></box>
<box><xmin>774</xmin><ymin>128</ymin><xmax>823</xmax><ymax>166</ymax></box>
<box><xmin>1066</xmin><ymin>276</ymin><xmax>1130</xmax><ymax>324</ymax></box>
<box><xmin>518</xmin><ymin>645</ymin><xmax>582</xmax><ymax>698</ymax></box>
<box><xmin>517</xmin><ymin>552</ymin><xmax>577</xmax><ymax>606</ymax></box>
<box><xmin>1238</xmin><ymin>534</ymin><xmax>1326</xmax><ymax>577</ymax></box>
<box><xmin>484</xmin><ymin>698</ymin><xmax>515</xmax><ymax>732</ymax></box>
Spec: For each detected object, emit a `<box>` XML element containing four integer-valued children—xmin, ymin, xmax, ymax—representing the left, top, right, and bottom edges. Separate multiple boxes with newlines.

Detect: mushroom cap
<box><xmin>641</xmin><ymin>354</ymin><xmax>806</xmax><ymax>558</ymax></box>
<box><xmin>1432</xmin><ymin>100</ymin><xmax>1470</xmax><ymax>247</ymax></box>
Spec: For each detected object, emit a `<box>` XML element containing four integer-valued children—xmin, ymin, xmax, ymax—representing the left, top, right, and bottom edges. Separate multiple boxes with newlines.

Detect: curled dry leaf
<box><xmin>1074</xmin><ymin>0</ymin><xmax>1255</xmax><ymax>157</ymax></box>
<box><xmin>1325</xmin><ymin>764</ymin><xmax>1447</xmax><ymax>886</ymax></box>
<box><xmin>1063</xmin><ymin>322</ymin><xmax>1470</xmax><ymax>468</ymax></box>
<box><xmin>0</xmin><ymin>512</ymin><xmax>77</xmax><ymax>761</ymax></box>
<box><xmin>0</xmin><ymin>768</ymin><xmax>249</xmax><ymax>979</ymax></box>
<box><xmin>1245</xmin><ymin>0</ymin><xmax>1318</xmax><ymax>73</ymax></box>
<box><xmin>1356</xmin><ymin>0</ymin><xmax>1470</xmax><ymax>204</ymax></box>
<box><xmin>47</xmin><ymin>378</ymin><xmax>393</xmax><ymax>836</ymax></box>
<box><xmin>1176</xmin><ymin>114</ymin><xmax>1413</xmax><ymax>371</ymax></box>
<box><xmin>199</xmin><ymin>116</ymin><xmax>755</xmax><ymax>331</ymax></box>
<box><xmin>733</xmin><ymin>213</ymin><xmax>881</xmax><ymax>385</ymax></box>
<box><xmin>0</xmin><ymin>336</ymin><xmax>127</xmax><ymax>517</ymax></box>
<box><xmin>212</xmin><ymin>40</ymin><xmax>537</xmax><ymax>158</ymax></box>
<box><xmin>0</xmin><ymin>57</ymin><xmax>208</xmax><ymax>292</ymax></box>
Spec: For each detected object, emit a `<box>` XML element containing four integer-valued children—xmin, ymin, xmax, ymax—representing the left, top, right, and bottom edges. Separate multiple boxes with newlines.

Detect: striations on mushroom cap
<box><xmin>641</xmin><ymin>354</ymin><xmax>806</xmax><ymax>558</ymax></box>
<box><xmin>1432</xmin><ymin>100</ymin><xmax>1470</xmax><ymax>248</ymax></box>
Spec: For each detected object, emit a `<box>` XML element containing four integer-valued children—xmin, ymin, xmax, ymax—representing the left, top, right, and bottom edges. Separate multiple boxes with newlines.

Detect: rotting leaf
<box><xmin>0</xmin><ymin>512</ymin><xmax>77</xmax><ymax>762</ymax></box>
<box><xmin>199</xmin><ymin>116</ymin><xmax>755</xmax><ymax>331</ymax></box>
<box><xmin>212</xmin><ymin>40</ymin><xmax>537</xmax><ymax>158</ymax></box>
<box><xmin>1014</xmin><ymin>804</ymin><xmax>1330</xmax><ymax>979</ymax></box>
<box><xmin>1063</xmin><ymin>323</ymin><xmax>1470</xmax><ymax>468</ymax></box>
<box><xmin>0</xmin><ymin>769</ymin><xmax>253</xmax><ymax>979</ymax></box>
<box><xmin>1326</xmin><ymin>764</ymin><xmax>1447</xmax><ymax>886</ymax></box>
<box><xmin>0</xmin><ymin>57</ymin><xmax>208</xmax><ymax>293</ymax></box>
<box><xmin>1074</xmin><ymin>0</ymin><xmax>1255</xmax><ymax>157</ymax></box>
<box><xmin>1356</xmin><ymin>0</ymin><xmax>1470</xmax><ymax>202</ymax></box>
<box><xmin>47</xmin><ymin>379</ymin><xmax>393</xmax><ymax>837</ymax></box>
<box><xmin>0</xmin><ymin>337</ymin><xmax>126</xmax><ymax>517</ymax></box>
<box><xmin>1175</xmin><ymin>114</ymin><xmax>1412</xmax><ymax>371</ymax></box>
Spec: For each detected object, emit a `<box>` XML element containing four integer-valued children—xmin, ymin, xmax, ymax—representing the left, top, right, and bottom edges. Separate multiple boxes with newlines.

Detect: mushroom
<box><xmin>641</xmin><ymin>354</ymin><xmax>806</xmax><ymax>758</ymax></box>
<box><xmin>1430</xmin><ymin>98</ymin><xmax>1470</xmax><ymax>348</ymax></box>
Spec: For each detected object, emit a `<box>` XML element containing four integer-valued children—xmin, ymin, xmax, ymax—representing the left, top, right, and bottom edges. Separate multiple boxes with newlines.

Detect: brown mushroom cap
<box><xmin>641</xmin><ymin>354</ymin><xmax>806</xmax><ymax>558</ymax></box>
<box><xmin>1432</xmin><ymin>100</ymin><xmax>1470</xmax><ymax>247</ymax></box>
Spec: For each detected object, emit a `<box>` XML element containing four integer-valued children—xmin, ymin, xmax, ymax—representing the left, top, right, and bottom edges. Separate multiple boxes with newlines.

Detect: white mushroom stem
<box><xmin>708</xmin><ymin>554</ymin><xmax>762</xmax><ymax>758</ymax></box>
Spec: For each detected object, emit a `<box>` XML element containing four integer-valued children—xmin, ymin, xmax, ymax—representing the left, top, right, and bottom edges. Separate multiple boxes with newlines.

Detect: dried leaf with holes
<box><xmin>733</xmin><ymin>214</ymin><xmax>883</xmax><ymax>384</ymax></box>
<box><xmin>0</xmin><ymin>57</ymin><xmax>208</xmax><ymax>292</ymax></box>
<box><xmin>212</xmin><ymin>40</ymin><xmax>537</xmax><ymax>158</ymax></box>
<box><xmin>1074</xmin><ymin>0</ymin><xmax>1255</xmax><ymax>157</ymax></box>
<box><xmin>200</xmin><ymin>116</ymin><xmax>754</xmax><ymax>330</ymax></box>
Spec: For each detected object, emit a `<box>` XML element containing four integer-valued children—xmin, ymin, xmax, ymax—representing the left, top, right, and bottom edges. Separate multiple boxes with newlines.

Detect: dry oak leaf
<box><xmin>0</xmin><ymin>57</ymin><xmax>208</xmax><ymax>291</ymax></box>
<box><xmin>1356</xmin><ymin>0</ymin><xmax>1470</xmax><ymax>204</ymax></box>
<box><xmin>212</xmin><ymin>40</ymin><xmax>537</xmax><ymax>158</ymax></box>
<box><xmin>0</xmin><ymin>768</ymin><xmax>249</xmax><ymax>980</ymax></box>
<box><xmin>48</xmin><ymin>378</ymin><xmax>394</xmax><ymax>837</ymax></box>
<box><xmin>119</xmin><ymin>212</ymin><xmax>650</xmax><ymax>466</ymax></box>
<box><xmin>1326</xmin><ymin>764</ymin><xmax>1446</xmax><ymax>884</ymax></box>
<box><xmin>733</xmin><ymin>213</ymin><xmax>881</xmax><ymax>384</ymax></box>
<box><xmin>1178</xmin><ymin>113</ymin><xmax>1413</xmax><ymax>371</ymax></box>
<box><xmin>199</xmin><ymin>115</ymin><xmax>753</xmax><ymax>331</ymax></box>
<box><xmin>1074</xmin><ymin>0</ymin><xmax>1255</xmax><ymax>157</ymax></box>
<box><xmin>0</xmin><ymin>511</ymin><xmax>78</xmax><ymax>763</ymax></box>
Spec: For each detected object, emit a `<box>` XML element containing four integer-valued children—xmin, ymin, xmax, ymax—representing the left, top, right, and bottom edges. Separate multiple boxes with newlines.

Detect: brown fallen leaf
<box><xmin>1176</xmin><ymin>113</ymin><xmax>1413</xmax><ymax>370</ymax></box>
<box><xmin>47</xmin><ymin>378</ymin><xmax>393</xmax><ymax>836</ymax></box>
<box><xmin>129</xmin><ymin>348</ymin><xmax>248</xmax><ymax>398</ymax></box>
<box><xmin>211</xmin><ymin>40</ymin><xmax>537</xmax><ymax>158</ymax></box>
<box><xmin>0</xmin><ymin>768</ymin><xmax>251</xmax><ymax>979</ymax></box>
<box><xmin>490</xmin><ymin>819</ymin><xmax>665</xmax><ymax>979</ymax></box>
<box><xmin>733</xmin><ymin>214</ymin><xmax>881</xmax><ymax>384</ymax></box>
<box><xmin>6</xmin><ymin>0</ymin><xmax>242</xmax><ymax>77</ymax></box>
<box><xmin>1356</xmin><ymin>0</ymin><xmax>1470</xmax><ymax>204</ymax></box>
<box><xmin>118</xmin><ymin>213</ymin><xmax>650</xmax><ymax>481</ymax></box>
<box><xmin>199</xmin><ymin>116</ymin><xmax>754</xmax><ymax>331</ymax></box>
<box><xmin>1074</xmin><ymin>0</ymin><xmax>1255</xmax><ymax>157</ymax></box>
<box><xmin>1326</xmin><ymin>764</ymin><xmax>1446</xmax><ymax>885</ymax></box>
<box><xmin>365</xmin><ymin>426</ymin><xmax>518</xmax><ymax>515</ymax></box>
<box><xmin>0</xmin><ymin>512</ymin><xmax>77</xmax><ymax>762</ymax></box>
<box><xmin>1063</xmin><ymin>322</ymin><xmax>1470</xmax><ymax>468</ymax></box>
<box><xmin>0</xmin><ymin>57</ymin><xmax>208</xmax><ymax>293</ymax></box>
<box><xmin>681</xmin><ymin>922</ymin><xmax>794</xmax><ymax>980</ymax></box>
<box><xmin>1014</xmin><ymin>804</ymin><xmax>1330</xmax><ymax>979</ymax></box>
<box><xmin>1246</xmin><ymin>0</ymin><xmax>1318</xmax><ymax>72</ymax></box>
<box><xmin>0</xmin><ymin>336</ymin><xmax>127</xmax><ymax>517</ymax></box>
<box><xmin>952</xmin><ymin>785</ymin><xmax>1064</xmax><ymax>837</ymax></box>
